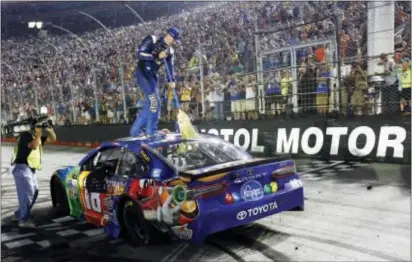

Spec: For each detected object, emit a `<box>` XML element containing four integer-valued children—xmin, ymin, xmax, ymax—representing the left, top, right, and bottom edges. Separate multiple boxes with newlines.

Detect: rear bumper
<box><xmin>189</xmin><ymin>186</ymin><xmax>304</xmax><ymax>242</ymax></box>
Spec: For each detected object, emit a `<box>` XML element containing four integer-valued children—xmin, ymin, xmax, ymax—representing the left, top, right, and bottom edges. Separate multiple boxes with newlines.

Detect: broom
<box><xmin>164</xmin><ymin>59</ymin><xmax>199</xmax><ymax>140</ymax></box>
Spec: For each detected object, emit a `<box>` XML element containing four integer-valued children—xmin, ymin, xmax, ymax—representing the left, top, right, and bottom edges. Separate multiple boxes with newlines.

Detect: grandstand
<box><xmin>1</xmin><ymin>1</ymin><xmax>411</xmax><ymax>125</ymax></box>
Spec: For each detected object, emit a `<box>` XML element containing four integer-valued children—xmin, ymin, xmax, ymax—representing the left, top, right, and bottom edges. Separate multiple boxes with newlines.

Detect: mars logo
<box><xmin>200</xmin><ymin>125</ymin><xmax>407</xmax><ymax>159</ymax></box>
<box><xmin>240</xmin><ymin>180</ymin><xmax>263</xmax><ymax>201</ymax></box>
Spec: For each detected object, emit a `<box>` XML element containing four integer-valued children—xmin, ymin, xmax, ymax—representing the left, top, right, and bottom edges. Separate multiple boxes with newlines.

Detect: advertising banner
<box><xmin>37</xmin><ymin>116</ymin><xmax>411</xmax><ymax>164</ymax></box>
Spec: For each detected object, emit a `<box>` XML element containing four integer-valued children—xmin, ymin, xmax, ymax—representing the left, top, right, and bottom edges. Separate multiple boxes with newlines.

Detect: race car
<box><xmin>50</xmin><ymin>132</ymin><xmax>304</xmax><ymax>245</ymax></box>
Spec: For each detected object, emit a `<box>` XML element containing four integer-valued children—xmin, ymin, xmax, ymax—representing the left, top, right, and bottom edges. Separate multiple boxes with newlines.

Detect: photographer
<box><xmin>10</xmin><ymin>121</ymin><xmax>56</xmax><ymax>228</ymax></box>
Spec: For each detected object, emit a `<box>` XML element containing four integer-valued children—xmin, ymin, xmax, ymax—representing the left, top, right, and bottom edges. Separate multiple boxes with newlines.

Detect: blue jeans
<box><xmin>12</xmin><ymin>164</ymin><xmax>39</xmax><ymax>222</ymax></box>
<box><xmin>130</xmin><ymin>70</ymin><xmax>160</xmax><ymax>136</ymax></box>
<box><xmin>214</xmin><ymin>102</ymin><xmax>224</xmax><ymax>120</ymax></box>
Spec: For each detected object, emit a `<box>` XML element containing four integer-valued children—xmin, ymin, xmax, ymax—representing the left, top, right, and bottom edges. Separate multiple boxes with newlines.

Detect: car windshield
<box><xmin>153</xmin><ymin>138</ymin><xmax>251</xmax><ymax>172</ymax></box>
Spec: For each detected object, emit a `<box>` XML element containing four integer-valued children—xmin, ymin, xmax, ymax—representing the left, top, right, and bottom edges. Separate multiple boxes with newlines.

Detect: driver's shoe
<box><xmin>147</xmin><ymin>131</ymin><xmax>166</xmax><ymax>140</ymax></box>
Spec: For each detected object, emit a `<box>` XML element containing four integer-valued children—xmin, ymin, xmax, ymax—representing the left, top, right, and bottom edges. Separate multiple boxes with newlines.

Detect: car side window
<box><xmin>81</xmin><ymin>147</ymin><xmax>121</xmax><ymax>171</ymax></box>
<box><xmin>99</xmin><ymin>148</ymin><xmax>122</xmax><ymax>163</ymax></box>
<box><xmin>117</xmin><ymin>149</ymin><xmax>149</xmax><ymax>178</ymax></box>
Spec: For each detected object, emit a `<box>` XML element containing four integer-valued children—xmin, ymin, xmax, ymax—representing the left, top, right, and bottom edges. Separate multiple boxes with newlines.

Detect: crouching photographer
<box><xmin>8</xmin><ymin>116</ymin><xmax>56</xmax><ymax>228</ymax></box>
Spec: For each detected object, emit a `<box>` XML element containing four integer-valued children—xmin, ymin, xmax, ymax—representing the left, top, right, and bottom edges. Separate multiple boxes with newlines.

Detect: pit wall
<box><xmin>2</xmin><ymin>115</ymin><xmax>410</xmax><ymax>164</ymax></box>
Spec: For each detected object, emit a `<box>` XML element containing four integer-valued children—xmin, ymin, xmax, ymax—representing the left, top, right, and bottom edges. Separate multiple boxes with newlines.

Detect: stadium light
<box><xmin>28</xmin><ymin>22</ymin><xmax>36</xmax><ymax>28</ymax></box>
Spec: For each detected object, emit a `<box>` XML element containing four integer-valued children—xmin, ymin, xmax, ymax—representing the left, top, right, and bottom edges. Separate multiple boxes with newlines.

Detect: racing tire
<box><xmin>51</xmin><ymin>178</ymin><xmax>70</xmax><ymax>218</ymax></box>
<box><xmin>122</xmin><ymin>200</ymin><xmax>153</xmax><ymax>246</ymax></box>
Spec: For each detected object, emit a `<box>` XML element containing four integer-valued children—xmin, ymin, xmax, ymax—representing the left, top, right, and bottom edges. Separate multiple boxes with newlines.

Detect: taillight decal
<box><xmin>272</xmin><ymin>165</ymin><xmax>296</xmax><ymax>178</ymax></box>
<box><xmin>189</xmin><ymin>182</ymin><xmax>228</xmax><ymax>199</ymax></box>
<box><xmin>197</xmin><ymin>172</ymin><xmax>228</xmax><ymax>183</ymax></box>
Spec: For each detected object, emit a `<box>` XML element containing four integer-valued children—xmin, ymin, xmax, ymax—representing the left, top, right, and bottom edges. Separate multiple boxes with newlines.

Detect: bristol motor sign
<box><xmin>199</xmin><ymin>126</ymin><xmax>407</xmax><ymax>159</ymax></box>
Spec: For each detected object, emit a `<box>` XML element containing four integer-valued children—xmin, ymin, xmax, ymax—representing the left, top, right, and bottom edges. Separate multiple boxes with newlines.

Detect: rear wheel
<box><xmin>122</xmin><ymin>200</ymin><xmax>152</xmax><ymax>246</ymax></box>
<box><xmin>51</xmin><ymin>178</ymin><xmax>70</xmax><ymax>218</ymax></box>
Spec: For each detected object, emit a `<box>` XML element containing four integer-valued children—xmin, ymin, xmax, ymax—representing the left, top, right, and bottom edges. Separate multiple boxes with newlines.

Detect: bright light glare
<box><xmin>28</xmin><ymin>22</ymin><xmax>36</xmax><ymax>28</ymax></box>
<box><xmin>35</xmin><ymin>22</ymin><xmax>43</xmax><ymax>29</ymax></box>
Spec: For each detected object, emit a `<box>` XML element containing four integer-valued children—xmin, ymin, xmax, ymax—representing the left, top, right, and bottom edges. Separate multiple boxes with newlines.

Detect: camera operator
<box><xmin>10</xmin><ymin>123</ymin><xmax>56</xmax><ymax>228</ymax></box>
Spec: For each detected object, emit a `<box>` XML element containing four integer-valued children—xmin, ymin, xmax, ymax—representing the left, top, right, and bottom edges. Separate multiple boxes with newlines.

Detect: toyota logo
<box><xmin>236</xmin><ymin>210</ymin><xmax>247</xmax><ymax>220</ymax></box>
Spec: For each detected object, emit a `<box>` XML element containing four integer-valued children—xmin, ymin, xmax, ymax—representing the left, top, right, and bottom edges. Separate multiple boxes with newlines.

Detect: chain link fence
<box><xmin>1</xmin><ymin>2</ymin><xmax>410</xmax><ymax>127</ymax></box>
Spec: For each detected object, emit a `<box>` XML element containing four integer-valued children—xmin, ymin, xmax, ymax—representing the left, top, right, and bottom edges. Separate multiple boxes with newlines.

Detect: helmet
<box><xmin>167</xmin><ymin>27</ymin><xmax>181</xmax><ymax>44</ymax></box>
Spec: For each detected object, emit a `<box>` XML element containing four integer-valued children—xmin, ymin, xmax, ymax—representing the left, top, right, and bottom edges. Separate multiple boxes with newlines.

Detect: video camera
<box><xmin>1</xmin><ymin>115</ymin><xmax>54</xmax><ymax>137</ymax></box>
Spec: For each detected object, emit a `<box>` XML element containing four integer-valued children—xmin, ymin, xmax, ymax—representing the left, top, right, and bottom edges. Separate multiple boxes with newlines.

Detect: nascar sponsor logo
<box><xmin>236</xmin><ymin>201</ymin><xmax>278</xmax><ymax>220</ymax></box>
<box><xmin>240</xmin><ymin>180</ymin><xmax>263</xmax><ymax>201</ymax></box>
<box><xmin>233</xmin><ymin>172</ymin><xmax>269</xmax><ymax>184</ymax></box>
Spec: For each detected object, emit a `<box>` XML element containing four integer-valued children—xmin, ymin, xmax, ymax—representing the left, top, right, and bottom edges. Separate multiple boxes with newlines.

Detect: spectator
<box><xmin>265</xmin><ymin>72</ymin><xmax>282</xmax><ymax>116</ymax></box>
<box><xmin>228</xmin><ymin>77</ymin><xmax>241</xmax><ymax>120</ymax></box>
<box><xmin>2</xmin><ymin>1</ymin><xmax>407</xmax><ymax>122</ymax></box>
<box><xmin>245</xmin><ymin>75</ymin><xmax>258</xmax><ymax>120</ymax></box>
<box><xmin>180</xmin><ymin>81</ymin><xmax>192</xmax><ymax>113</ymax></box>
<box><xmin>280</xmin><ymin>70</ymin><xmax>292</xmax><ymax>115</ymax></box>
<box><xmin>349</xmin><ymin>63</ymin><xmax>368</xmax><ymax>116</ymax></box>
<box><xmin>210</xmin><ymin>75</ymin><xmax>225</xmax><ymax>120</ymax></box>
<box><xmin>400</xmin><ymin>59</ymin><xmax>411</xmax><ymax>114</ymax></box>
<box><xmin>315</xmin><ymin>64</ymin><xmax>331</xmax><ymax>115</ymax></box>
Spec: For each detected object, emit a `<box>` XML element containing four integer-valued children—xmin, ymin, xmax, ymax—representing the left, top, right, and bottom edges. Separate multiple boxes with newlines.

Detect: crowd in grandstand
<box><xmin>1</xmin><ymin>1</ymin><xmax>411</xmax><ymax>125</ymax></box>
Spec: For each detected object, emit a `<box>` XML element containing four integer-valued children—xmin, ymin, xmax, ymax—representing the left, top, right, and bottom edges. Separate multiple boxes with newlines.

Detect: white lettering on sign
<box><xmin>220</xmin><ymin>129</ymin><xmax>234</xmax><ymax>142</ymax></box>
<box><xmin>377</xmin><ymin>126</ymin><xmax>406</xmax><ymax>158</ymax></box>
<box><xmin>326</xmin><ymin>127</ymin><xmax>348</xmax><ymax>155</ymax></box>
<box><xmin>301</xmin><ymin>127</ymin><xmax>324</xmax><ymax>155</ymax></box>
<box><xmin>234</xmin><ymin>128</ymin><xmax>250</xmax><ymax>150</ymax></box>
<box><xmin>276</xmin><ymin>128</ymin><xmax>300</xmax><ymax>154</ymax></box>
<box><xmin>250</xmin><ymin>129</ymin><xmax>264</xmax><ymax>153</ymax></box>
<box><xmin>199</xmin><ymin>125</ymin><xmax>407</xmax><ymax>159</ymax></box>
<box><xmin>200</xmin><ymin>128</ymin><xmax>264</xmax><ymax>153</ymax></box>
<box><xmin>207</xmin><ymin>128</ymin><xmax>219</xmax><ymax>136</ymax></box>
<box><xmin>348</xmin><ymin>126</ymin><xmax>375</xmax><ymax>157</ymax></box>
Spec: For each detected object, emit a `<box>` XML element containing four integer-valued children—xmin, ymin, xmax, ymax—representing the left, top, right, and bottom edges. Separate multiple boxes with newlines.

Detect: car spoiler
<box><xmin>179</xmin><ymin>155</ymin><xmax>291</xmax><ymax>181</ymax></box>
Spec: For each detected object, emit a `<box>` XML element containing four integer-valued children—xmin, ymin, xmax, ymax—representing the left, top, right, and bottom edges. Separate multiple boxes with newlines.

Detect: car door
<box><xmin>78</xmin><ymin>147</ymin><xmax>122</xmax><ymax>226</ymax></box>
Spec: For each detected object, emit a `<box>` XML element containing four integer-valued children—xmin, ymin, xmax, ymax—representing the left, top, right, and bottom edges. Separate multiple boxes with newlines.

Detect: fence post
<box><xmin>198</xmin><ymin>38</ymin><xmax>205</xmax><ymax>117</ymax></box>
<box><xmin>92</xmin><ymin>69</ymin><xmax>100</xmax><ymax>122</ymax></box>
<box><xmin>119</xmin><ymin>62</ymin><xmax>128</xmax><ymax>122</ymax></box>
<box><xmin>333</xmin><ymin>10</ymin><xmax>344</xmax><ymax>116</ymax></box>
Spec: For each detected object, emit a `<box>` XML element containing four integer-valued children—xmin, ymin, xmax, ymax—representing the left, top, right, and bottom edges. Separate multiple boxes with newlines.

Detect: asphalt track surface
<box><xmin>1</xmin><ymin>144</ymin><xmax>410</xmax><ymax>262</ymax></box>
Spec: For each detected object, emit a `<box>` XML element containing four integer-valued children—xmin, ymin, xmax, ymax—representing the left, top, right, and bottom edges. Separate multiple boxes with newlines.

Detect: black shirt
<box><xmin>14</xmin><ymin>132</ymin><xmax>47</xmax><ymax>169</ymax></box>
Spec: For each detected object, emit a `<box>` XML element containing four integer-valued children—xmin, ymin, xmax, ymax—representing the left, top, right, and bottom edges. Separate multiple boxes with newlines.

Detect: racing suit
<box><xmin>130</xmin><ymin>35</ymin><xmax>176</xmax><ymax>137</ymax></box>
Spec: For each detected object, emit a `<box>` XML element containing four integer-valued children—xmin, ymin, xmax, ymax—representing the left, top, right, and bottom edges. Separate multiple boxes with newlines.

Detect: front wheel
<box><xmin>122</xmin><ymin>200</ymin><xmax>153</xmax><ymax>246</ymax></box>
<box><xmin>51</xmin><ymin>178</ymin><xmax>70</xmax><ymax>218</ymax></box>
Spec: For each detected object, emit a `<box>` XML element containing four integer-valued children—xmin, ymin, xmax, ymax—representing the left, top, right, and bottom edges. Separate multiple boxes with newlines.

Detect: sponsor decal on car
<box><xmin>152</xmin><ymin>168</ymin><xmax>162</xmax><ymax>178</ymax></box>
<box><xmin>240</xmin><ymin>180</ymin><xmax>264</xmax><ymax>201</ymax></box>
<box><xmin>236</xmin><ymin>201</ymin><xmax>278</xmax><ymax>220</ymax></box>
<box><xmin>140</xmin><ymin>150</ymin><xmax>151</xmax><ymax>162</ymax></box>
<box><xmin>233</xmin><ymin>172</ymin><xmax>269</xmax><ymax>184</ymax></box>
<box><xmin>286</xmin><ymin>179</ymin><xmax>303</xmax><ymax>190</ymax></box>
<box><xmin>104</xmin><ymin>196</ymin><xmax>114</xmax><ymax>210</ymax></box>
<box><xmin>171</xmin><ymin>224</ymin><xmax>193</xmax><ymax>240</ymax></box>
<box><xmin>107</xmin><ymin>180</ymin><xmax>126</xmax><ymax>195</ymax></box>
